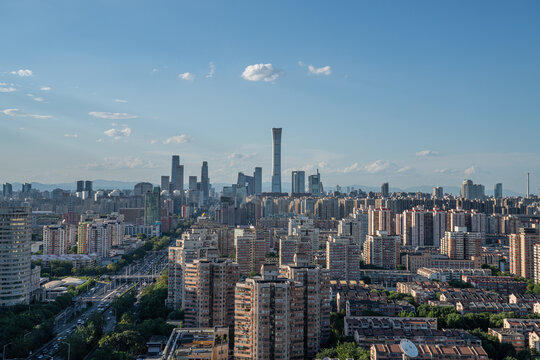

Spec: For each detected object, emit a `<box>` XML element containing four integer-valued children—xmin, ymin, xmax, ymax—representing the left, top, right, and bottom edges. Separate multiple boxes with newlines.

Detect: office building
<box><xmin>171</xmin><ymin>155</ymin><xmax>184</xmax><ymax>191</ymax></box>
<box><xmin>308</xmin><ymin>170</ymin><xmax>322</xmax><ymax>196</ymax></box>
<box><xmin>84</xmin><ymin>180</ymin><xmax>93</xmax><ymax>194</ymax></box>
<box><xmin>0</xmin><ymin>207</ymin><xmax>32</xmax><ymax>306</ymax></box>
<box><xmin>291</xmin><ymin>171</ymin><xmax>305</xmax><ymax>194</ymax></box>
<box><xmin>494</xmin><ymin>183</ymin><xmax>503</xmax><ymax>199</ymax></box>
<box><xmin>440</xmin><ymin>227</ymin><xmax>481</xmax><ymax>261</ymax></box>
<box><xmin>76</xmin><ymin>180</ymin><xmax>84</xmax><ymax>193</ymax></box>
<box><xmin>161</xmin><ymin>176</ymin><xmax>170</xmax><ymax>193</ymax></box>
<box><xmin>363</xmin><ymin>231</ymin><xmax>401</xmax><ymax>269</ymax></box>
<box><xmin>183</xmin><ymin>258</ymin><xmax>239</xmax><ymax>328</ymax></box>
<box><xmin>134</xmin><ymin>182</ymin><xmax>153</xmax><ymax>196</ymax></box>
<box><xmin>381</xmin><ymin>182</ymin><xmax>389</xmax><ymax>197</ymax></box>
<box><xmin>253</xmin><ymin>167</ymin><xmax>262</xmax><ymax>194</ymax></box>
<box><xmin>510</xmin><ymin>227</ymin><xmax>540</xmax><ymax>279</ymax></box>
<box><xmin>433</xmin><ymin>186</ymin><xmax>443</xmax><ymax>198</ymax></box>
<box><xmin>22</xmin><ymin>183</ymin><xmax>31</xmax><ymax>194</ymax></box>
<box><xmin>189</xmin><ymin>176</ymin><xmax>198</xmax><ymax>191</ymax></box>
<box><xmin>144</xmin><ymin>187</ymin><xmax>161</xmax><ymax>225</ymax></box>
<box><xmin>271</xmin><ymin>128</ymin><xmax>282</xmax><ymax>193</ymax></box>
<box><xmin>2</xmin><ymin>183</ymin><xmax>12</xmax><ymax>198</ymax></box>
<box><xmin>201</xmin><ymin>161</ymin><xmax>209</xmax><ymax>205</ymax></box>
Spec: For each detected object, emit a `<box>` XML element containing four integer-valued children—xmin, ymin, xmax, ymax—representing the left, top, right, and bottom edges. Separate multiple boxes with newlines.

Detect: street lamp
<box><xmin>3</xmin><ymin>342</ymin><xmax>11</xmax><ymax>360</ymax></box>
<box><xmin>60</xmin><ymin>341</ymin><xmax>70</xmax><ymax>360</ymax></box>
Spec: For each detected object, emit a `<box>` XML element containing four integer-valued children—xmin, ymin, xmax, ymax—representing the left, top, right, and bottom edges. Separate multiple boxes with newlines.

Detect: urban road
<box><xmin>26</xmin><ymin>249</ymin><xmax>169</xmax><ymax>360</ymax></box>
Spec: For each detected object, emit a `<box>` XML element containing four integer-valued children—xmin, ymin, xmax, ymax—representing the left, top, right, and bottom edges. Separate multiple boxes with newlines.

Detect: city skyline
<box><xmin>1</xmin><ymin>1</ymin><xmax>539</xmax><ymax>192</ymax></box>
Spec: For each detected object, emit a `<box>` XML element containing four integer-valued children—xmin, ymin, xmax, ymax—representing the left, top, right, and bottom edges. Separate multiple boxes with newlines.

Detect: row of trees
<box><xmin>0</xmin><ymin>279</ymin><xmax>95</xmax><ymax>358</ymax></box>
<box><xmin>89</xmin><ymin>271</ymin><xmax>176</xmax><ymax>360</ymax></box>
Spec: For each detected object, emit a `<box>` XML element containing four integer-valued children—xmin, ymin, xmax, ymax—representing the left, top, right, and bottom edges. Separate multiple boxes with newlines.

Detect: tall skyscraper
<box><xmin>2</xmin><ymin>183</ymin><xmax>12</xmax><ymax>197</ymax></box>
<box><xmin>381</xmin><ymin>182</ymin><xmax>389</xmax><ymax>197</ymax></box>
<box><xmin>161</xmin><ymin>176</ymin><xmax>170</xmax><ymax>193</ymax></box>
<box><xmin>171</xmin><ymin>155</ymin><xmax>184</xmax><ymax>191</ymax></box>
<box><xmin>144</xmin><ymin>187</ymin><xmax>161</xmax><ymax>225</ymax></box>
<box><xmin>84</xmin><ymin>180</ymin><xmax>93</xmax><ymax>194</ymax></box>
<box><xmin>0</xmin><ymin>207</ymin><xmax>32</xmax><ymax>306</ymax></box>
<box><xmin>494</xmin><ymin>183</ymin><xmax>503</xmax><ymax>199</ymax></box>
<box><xmin>291</xmin><ymin>170</ymin><xmax>305</xmax><ymax>194</ymax></box>
<box><xmin>433</xmin><ymin>186</ymin><xmax>443</xmax><ymax>199</ymax></box>
<box><xmin>188</xmin><ymin>176</ymin><xmax>198</xmax><ymax>191</ymax></box>
<box><xmin>76</xmin><ymin>180</ymin><xmax>84</xmax><ymax>193</ymax></box>
<box><xmin>201</xmin><ymin>161</ymin><xmax>209</xmax><ymax>205</ymax></box>
<box><xmin>253</xmin><ymin>167</ymin><xmax>262</xmax><ymax>194</ymax></box>
<box><xmin>308</xmin><ymin>170</ymin><xmax>321</xmax><ymax>196</ymax></box>
<box><xmin>461</xmin><ymin>179</ymin><xmax>485</xmax><ymax>200</ymax></box>
<box><xmin>271</xmin><ymin>128</ymin><xmax>282</xmax><ymax>193</ymax></box>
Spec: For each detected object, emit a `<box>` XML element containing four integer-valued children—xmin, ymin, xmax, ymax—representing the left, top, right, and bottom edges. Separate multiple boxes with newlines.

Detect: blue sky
<box><xmin>1</xmin><ymin>1</ymin><xmax>539</xmax><ymax>194</ymax></box>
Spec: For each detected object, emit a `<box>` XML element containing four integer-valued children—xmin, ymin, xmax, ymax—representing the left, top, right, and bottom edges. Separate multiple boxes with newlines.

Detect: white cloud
<box><xmin>40</xmin><ymin>86</ymin><xmax>51</xmax><ymax>91</ymax></box>
<box><xmin>96</xmin><ymin>138</ymin><xmax>103</xmax><ymax>143</ymax></box>
<box><xmin>308</xmin><ymin>65</ymin><xmax>332</xmax><ymax>75</ymax></box>
<box><xmin>104</xmin><ymin>126</ymin><xmax>132</xmax><ymax>140</ymax></box>
<box><xmin>299</xmin><ymin>61</ymin><xmax>332</xmax><ymax>75</ymax></box>
<box><xmin>397</xmin><ymin>166</ymin><xmax>413</xmax><ymax>173</ymax></box>
<box><xmin>241</xmin><ymin>64</ymin><xmax>281</xmax><ymax>82</ymax></box>
<box><xmin>10</xmin><ymin>69</ymin><xmax>32</xmax><ymax>77</ymax></box>
<box><xmin>114</xmin><ymin>99</ymin><xmax>128</xmax><ymax>103</ymax></box>
<box><xmin>89</xmin><ymin>112</ymin><xmax>138</xmax><ymax>120</ymax></box>
<box><xmin>64</xmin><ymin>133</ymin><xmax>78</xmax><ymax>138</ymax></box>
<box><xmin>416</xmin><ymin>150</ymin><xmax>438</xmax><ymax>157</ymax></box>
<box><xmin>178</xmin><ymin>72</ymin><xmax>194</xmax><ymax>81</ymax></box>
<box><xmin>1</xmin><ymin>108</ymin><xmax>52</xmax><ymax>119</ymax></box>
<box><xmin>85</xmin><ymin>156</ymin><xmax>156</xmax><ymax>171</ymax></box>
<box><xmin>206</xmin><ymin>62</ymin><xmax>216</xmax><ymax>78</ymax></box>
<box><xmin>341</xmin><ymin>162</ymin><xmax>360</xmax><ymax>173</ymax></box>
<box><xmin>33</xmin><ymin>97</ymin><xmax>45</xmax><ymax>102</ymax></box>
<box><xmin>464</xmin><ymin>166</ymin><xmax>476</xmax><ymax>176</ymax></box>
<box><xmin>163</xmin><ymin>134</ymin><xmax>192</xmax><ymax>144</ymax></box>
<box><xmin>0</xmin><ymin>87</ymin><xmax>16</xmax><ymax>93</ymax></box>
<box><xmin>364</xmin><ymin>160</ymin><xmax>393</xmax><ymax>174</ymax></box>
<box><xmin>150</xmin><ymin>139</ymin><xmax>159</xmax><ymax>144</ymax></box>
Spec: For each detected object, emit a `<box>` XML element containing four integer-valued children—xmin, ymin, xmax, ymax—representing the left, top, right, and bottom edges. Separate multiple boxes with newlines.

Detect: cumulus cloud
<box><xmin>241</xmin><ymin>64</ymin><xmax>281</xmax><ymax>82</ymax></box>
<box><xmin>397</xmin><ymin>166</ymin><xmax>413</xmax><ymax>174</ymax></box>
<box><xmin>114</xmin><ymin>99</ymin><xmax>128</xmax><ymax>103</ymax></box>
<box><xmin>10</xmin><ymin>69</ymin><xmax>32</xmax><ymax>77</ymax></box>
<box><xmin>464</xmin><ymin>166</ymin><xmax>476</xmax><ymax>176</ymax></box>
<box><xmin>364</xmin><ymin>160</ymin><xmax>393</xmax><ymax>174</ymax></box>
<box><xmin>85</xmin><ymin>157</ymin><xmax>156</xmax><ymax>171</ymax></box>
<box><xmin>0</xmin><ymin>87</ymin><xmax>16</xmax><ymax>93</ymax></box>
<box><xmin>163</xmin><ymin>134</ymin><xmax>192</xmax><ymax>144</ymax></box>
<box><xmin>1</xmin><ymin>108</ymin><xmax>52</xmax><ymax>119</ymax></box>
<box><xmin>206</xmin><ymin>62</ymin><xmax>216</xmax><ymax>78</ymax></box>
<box><xmin>40</xmin><ymin>86</ymin><xmax>51</xmax><ymax>91</ymax></box>
<box><xmin>32</xmin><ymin>96</ymin><xmax>45</xmax><ymax>102</ymax></box>
<box><xmin>416</xmin><ymin>150</ymin><xmax>438</xmax><ymax>157</ymax></box>
<box><xmin>89</xmin><ymin>112</ymin><xmax>138</xmax><ymax>120</ymax></box>
<box><xmin>64</xmin><ymin>133</ymin><xmax>78</xmax><ymax>138</ymax></box>
<box><xmin>178</xmin><ymin>72</ymin><xmax>194</xmax><ymax>81</ymax></box>
<box><xmin>104</xmin><ymin>126</ymin><xmax>132</xmax><ymax>140</ymax></box>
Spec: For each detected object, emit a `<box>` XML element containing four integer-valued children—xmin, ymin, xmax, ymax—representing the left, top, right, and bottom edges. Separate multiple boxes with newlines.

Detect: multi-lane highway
<box><xmin>27</xmin><ymin>250</ymin><xmax>169</xmax><ymax>360</ymax></box>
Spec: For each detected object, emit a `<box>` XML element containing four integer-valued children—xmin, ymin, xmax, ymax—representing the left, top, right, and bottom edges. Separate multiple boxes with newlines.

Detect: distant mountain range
<box><xmin>12</xmin><ymin>180</ymin><xmax>523</xmax><ymax>197</ymax></box>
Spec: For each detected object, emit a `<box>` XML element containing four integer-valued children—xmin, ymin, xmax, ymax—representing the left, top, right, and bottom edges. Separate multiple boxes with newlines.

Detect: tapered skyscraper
<box><xmin>201</xmin><ymin>161</ymin><xmax>209</xmax><ymax>205</ymax></box>
<box><xmin>271</xmin><ymin>128</ymin><xmax>282</xmax><ymax>193</ymax></box>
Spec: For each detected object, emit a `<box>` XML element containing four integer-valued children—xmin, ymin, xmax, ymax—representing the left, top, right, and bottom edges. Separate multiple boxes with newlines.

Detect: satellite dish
<box><xmin>400</xmin><ymin>339</ymin><xmax>418</xmax><ymax>358</ymax></box>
